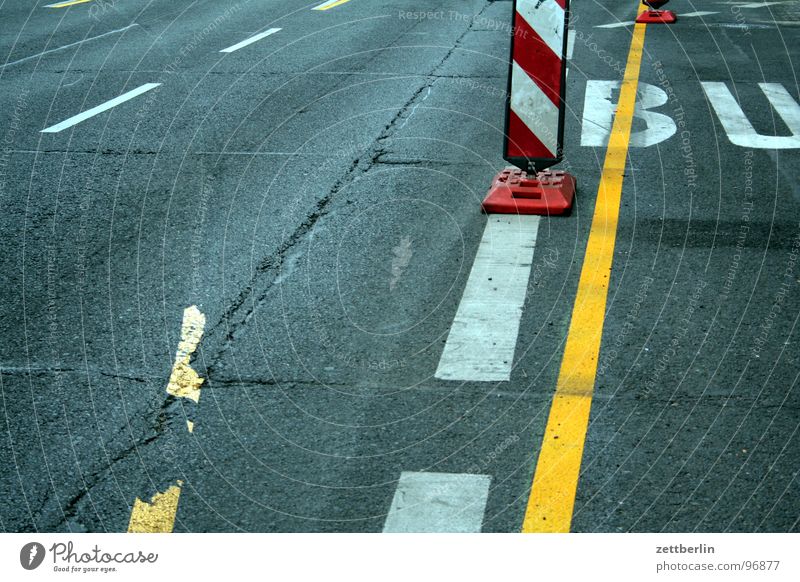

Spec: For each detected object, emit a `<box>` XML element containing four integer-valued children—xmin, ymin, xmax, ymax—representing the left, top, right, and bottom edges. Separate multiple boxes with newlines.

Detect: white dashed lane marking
<box><xmin>41</xmin><ymin>83</ymin><xmax>160</xmax><ymax>133</ymax></box>
<box><xmin>382</xmin><ymin>472</ymin><xmax>491</xmax><ymax>533</ymax></box>
<box><xmin>313</xmin><ymin>0</ymin><xmax>352</xmax><ymax>10</ymax></box>
<box><xmin>220</xmin><ymin>28</ymin><xmax>281</xmax><ymax>53</ymax></box>
<box><xmin>595</xmin><ymin>21</ymin><xmax>635</xmax><ymax>29</ymax></box>
<box><xmin>435</xmin><ymin>215</ymin><xmax>539</xmax><ymax>382</ymax></box>
<box><xmin>1</xmin><ymin>24</ymin><xmax>138</xmax><ymax>71</ymax></box>
<box><xmin>737</xmin><ymin>1</ymin><xmax>786</xmax><ymax>8</ymax></box>
<box><xmin>44</xmin><ymin>0</ymin><xmax>93</xmax><ymax>7</ymax></box>
<box><xmin>681</xmin><ymin>11</ymin><xmax>720</xmax><ymax>17</ymax></box>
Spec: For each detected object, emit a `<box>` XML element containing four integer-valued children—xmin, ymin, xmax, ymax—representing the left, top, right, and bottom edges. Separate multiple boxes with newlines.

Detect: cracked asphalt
<box><xmin>1</xmin><ymin>0</ymin><xmax>799</xmax><ymax>533</ymax></box>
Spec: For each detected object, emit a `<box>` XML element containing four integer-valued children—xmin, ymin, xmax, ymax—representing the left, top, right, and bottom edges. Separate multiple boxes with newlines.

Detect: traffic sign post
<box><xmin>483</xmin><ymin>0</ymin><xmax>575</xmax><ymax>216</ymax></box>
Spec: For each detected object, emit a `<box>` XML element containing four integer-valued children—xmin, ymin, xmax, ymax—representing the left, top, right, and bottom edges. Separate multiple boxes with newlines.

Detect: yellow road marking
<box><xmin>127</xmin><ymin>481</ymin><xmax>183</xmax><ymax>533</ymax></box>
<box><xmin>313</xmin><ymin>0</ymin><xmax>352</xmax><ymax>11</ymax></box>
<box><xmin>127</xmin><ymin>306</ymin><xmax>205</xmax><ymax>532</ymax></box>
<box><xmin>45</xmin><ymin>0</ymin><xmax>93</xmax><ymax>8</ymax></box>
<box><xmin>521</xmin><ymin>3</ymin><xmax>649</xmax><ymax>533</ymax></box>
<box><xmin>166</xmin><ymin>305</ymin><xmax>206</xmax><ymax>402</ymax></box>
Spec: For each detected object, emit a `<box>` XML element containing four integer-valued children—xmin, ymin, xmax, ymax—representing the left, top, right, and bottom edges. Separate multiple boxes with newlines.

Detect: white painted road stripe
<box><xmin>382</xmin><ymin>472</ymin><xmax>491</xmax><ymax>533</ymax></box>
<box><xmin>0</xmin><ymin>24</ymin><xmax>138</xmax><ymax>70</ymax></box>
<box><xmin>44</xmin><ymin>0</ymin><xmax>92</xmax><ymax>7</ymax></box>
<box><xmin>220</xmin><ymin>28</ymin><xmax>281</xmax><ymax>53</ymax></box>
<box><xmin>681</xmin><ymin>11</ymin><xmax>720</xmax><ymax>17</ymax></box>
<box><xmin>739</xmin><ymin>2</ymin><xmax>785</xmax><ymax>8</ymax></box>
<box><xmin>435</xmin><ymin>215</ymin><xmax>539</xmax><ymax>382</ymax></box>
<box><xmin>595</xmin><ymin>21</ymin><xmax>634</xmax><ymax>29</ymax></box>
<box><xmin>41</xmin><ymin>83</ymin><xmax>160</xmax><ymax>133</ymax></box>
<box><xmin>312</xmin><ymin>0</ymin><xmax>349</xmax><ymax>10</ymax></box>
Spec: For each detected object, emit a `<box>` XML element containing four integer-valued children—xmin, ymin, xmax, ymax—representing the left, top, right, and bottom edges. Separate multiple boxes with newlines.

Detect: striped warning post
<box><xmin>504</xmin><ymin>0</ymin><xmax>570</xmax><ymax>172</ymax></box>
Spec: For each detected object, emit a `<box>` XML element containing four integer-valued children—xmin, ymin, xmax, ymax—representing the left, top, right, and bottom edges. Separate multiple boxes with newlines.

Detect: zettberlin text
<box><xmin>656</xmin><ymin>544</ymin><xmax>715</xmax><ymax>554</ymax></box>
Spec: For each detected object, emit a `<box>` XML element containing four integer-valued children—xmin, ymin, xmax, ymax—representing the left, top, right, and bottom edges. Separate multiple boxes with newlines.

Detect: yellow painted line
<box><xmin>521</xmin><ymin>3</ymin><xmax>649</xmax><ymax>534</ymax></box>
<box><xmin>166</xmin><ymin>305</ymin><xmax>206</xmax><ymax>403</ymax></box>
<box><xmin>45</xmin><ymin>0</ymin><xmax>93</xmax><ymax>8</ymax></box>
<box><xmin>127</xmin><ymin>306</ymin><xmax>205</xmax><ymax>533</ymax></box>
<box><xmin>127</xmin><ymin>481</ymin><xmax>183</xmax><ymax>533</ymax></box>
<box><xmin>313</xmin><ymin>0</ymin><xmax>352</xmax><ymax>11</ymax></box>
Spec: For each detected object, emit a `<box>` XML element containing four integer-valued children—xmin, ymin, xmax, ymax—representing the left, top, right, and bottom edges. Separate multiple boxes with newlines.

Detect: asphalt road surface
<box><xmin>1</xmin><ymin>0</ymin><xmax>798</xmax><ymax>533</ymax></box>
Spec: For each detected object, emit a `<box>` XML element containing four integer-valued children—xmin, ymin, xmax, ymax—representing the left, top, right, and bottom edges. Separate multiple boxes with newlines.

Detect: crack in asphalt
<box><xmin>201</xmin><ymin>2</ymin><xmax>495</xmax><ymax>377</ymax></box>
<box><xmin>24</xmin><ymin>406</ymin><xmax>177</xmax><ymax>532</ymax></box>
<box><xmin>50</xmin><ymin>430</ymin><xmax>163</xmax><ymax>532</ymax></box>
<box><xmin>0</xmin><ymin>365</ymin><xmax>156</xmax><ymax>384</ymax></box>
<box><xmin>4</xmin><ymin>1</ymin><xmax>501</xmax><ymax>531</ymax></box>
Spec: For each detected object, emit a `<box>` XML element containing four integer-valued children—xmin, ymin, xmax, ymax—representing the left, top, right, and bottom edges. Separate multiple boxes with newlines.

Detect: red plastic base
<box><xmin>636</xmin><ymin>10</ymin><xmax>677</xmax><ymax>24</ymax></box>
<box><xmin>481</xmin><ymin>168</ymin><xmax>576</xmax><ymax>216</ymax></box>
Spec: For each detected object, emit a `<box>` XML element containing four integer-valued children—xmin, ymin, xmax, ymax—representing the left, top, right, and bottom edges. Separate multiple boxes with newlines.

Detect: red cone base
<box><xmin>636</xmin><ymin>10</ymin><xmax>677</xmax><ymax>24</ymax></box>
<box><xmin>482</xmin><ymin>168</ymin><xmax>575</xmax><ymax>215</ymax></box>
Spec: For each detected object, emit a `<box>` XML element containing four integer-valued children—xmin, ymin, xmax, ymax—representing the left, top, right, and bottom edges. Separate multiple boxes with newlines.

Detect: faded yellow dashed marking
<box><xmin>166</xmin><ymin>305</ymin><xmax>206</xmax><ymax>402</ymax></box>
<box><xmin>127</xmin><ymin>481</ymin><xmax>183</xmax><ymax>533</ymax></box>
<box><xmin>127</xmin><ymin>306</ymin><xmax>205</xmax><ymax>533</ymax></box>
